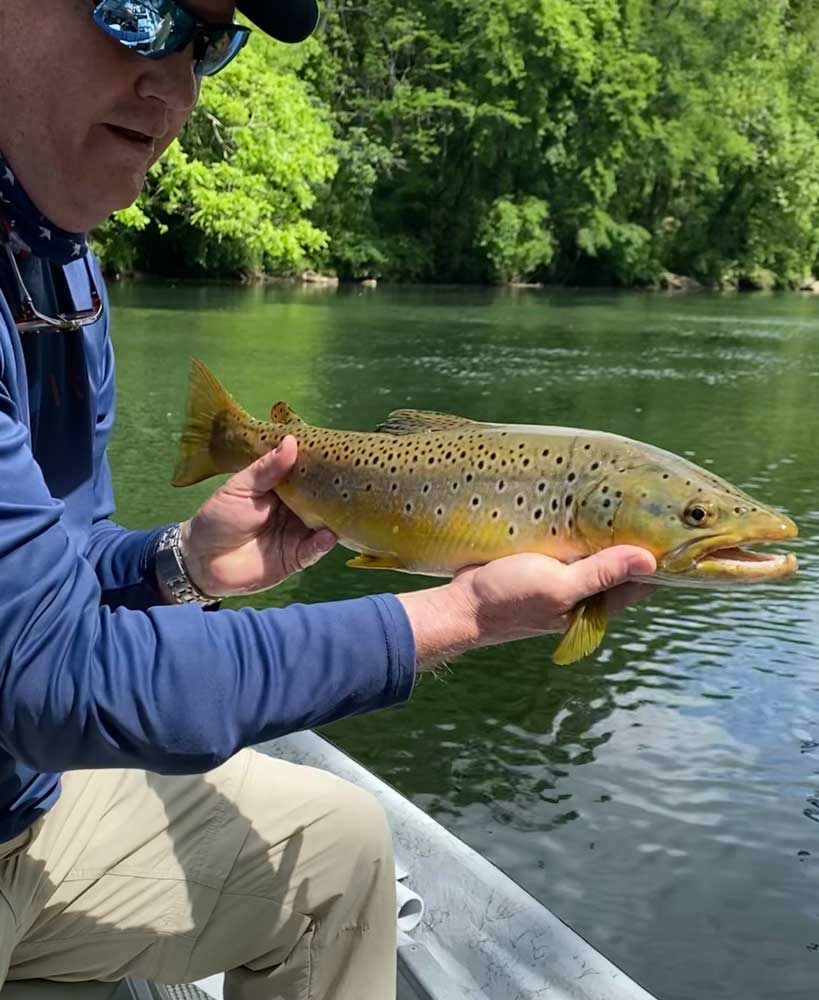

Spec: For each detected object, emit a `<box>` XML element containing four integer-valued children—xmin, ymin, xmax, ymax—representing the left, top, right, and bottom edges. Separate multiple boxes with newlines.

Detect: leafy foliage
<box><xmin>94</xmin><ymin>1</ymin><xmax>819</xmax><ymax>288</ymax></box>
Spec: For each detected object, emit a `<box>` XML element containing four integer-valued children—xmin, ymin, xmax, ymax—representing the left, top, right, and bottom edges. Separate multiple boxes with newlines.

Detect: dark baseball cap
<box><xmin>237</xmin><ymin>0</ymin><xmax>320</xmax><ymax>43</ymax></box>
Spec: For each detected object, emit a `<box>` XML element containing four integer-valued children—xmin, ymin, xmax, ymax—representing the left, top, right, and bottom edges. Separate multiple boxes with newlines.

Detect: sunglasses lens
<box><xmin>93</xmin><ymin>1</ymin><xmax>193</xmax><ymax>57</ymax></box>
<box><xmin>194</xmin><ymin>28</ymin><xmax>250</xmax><ymax>77</ymax></box>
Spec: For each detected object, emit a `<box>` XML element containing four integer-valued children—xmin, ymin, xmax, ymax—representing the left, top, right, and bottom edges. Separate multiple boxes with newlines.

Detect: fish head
<box><xmin>579</xmin><ymin>460</ymin><xmax>798</xmax><ymax>587</ymax></box>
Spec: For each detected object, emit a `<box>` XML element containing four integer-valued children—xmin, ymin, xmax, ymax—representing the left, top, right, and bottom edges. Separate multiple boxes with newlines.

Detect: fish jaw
<box><xmin>658</xmin><ymin>514</ymin><xmax>799</xmax><ymax>586</ymax></box>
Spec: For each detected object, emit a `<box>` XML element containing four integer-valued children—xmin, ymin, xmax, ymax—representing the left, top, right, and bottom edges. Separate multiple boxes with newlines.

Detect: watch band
<box><xmin>155</xmin><ymin>524</ymin><xmax>220</xmax><ymax>607</ymax></box>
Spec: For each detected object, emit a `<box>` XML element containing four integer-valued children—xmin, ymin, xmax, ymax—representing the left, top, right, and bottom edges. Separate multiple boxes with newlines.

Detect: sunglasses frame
<box><xmin>92</xmin><ymin>0</ymin><xmax>251</xmax><ymax>77</ymax></box>
<box><xmin>3</xmin><ymin>242</ymin><xmax>103</xmax><ymax>333</ymax></box>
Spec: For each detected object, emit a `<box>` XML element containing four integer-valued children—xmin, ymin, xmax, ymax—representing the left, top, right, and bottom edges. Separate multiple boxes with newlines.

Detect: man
<box><xmin>0</xmin><ymin>2</ymin><xmax>656</xmax><ymax>997</ymax></box>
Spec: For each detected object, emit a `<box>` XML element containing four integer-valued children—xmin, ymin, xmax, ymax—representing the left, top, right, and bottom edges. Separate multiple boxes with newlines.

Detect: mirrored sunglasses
<box><xmin>92</xmin><ymin>0</ymin><xmax>251</xmax><ymax>77</ymax></box>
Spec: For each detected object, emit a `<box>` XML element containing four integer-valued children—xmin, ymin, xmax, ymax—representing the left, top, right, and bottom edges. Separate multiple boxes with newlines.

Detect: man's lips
<box><xmin>103</xmin><ymin>123</ymin><xmax>159</xmax><ymax>151</ymax></box>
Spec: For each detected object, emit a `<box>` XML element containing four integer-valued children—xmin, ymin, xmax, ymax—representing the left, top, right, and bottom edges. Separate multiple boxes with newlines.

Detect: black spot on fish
<box><xmin>391</xmin><ymin>483</ymin><xmax>399</xmax><ymax>491</ymax></box>
<box><xmin>591</xmin><ymin>462</ymin><xmax>599</xmax><ymax>471</ymax></box>
<box><xmin>534</xmin><ymin>508</ymin><xmax>543</xmax><ymax>521</ymax></box>
<box><xmin>603</xmin><ymin>499</ymin><xmax>611</xmax><ymax>508</ymax></box>
<box><xmin>423</xmin><ymin>483</ymin><xmax>431</xmax><ymax>493</ymax></box>
<box><xmin>584</xmin><ymin>444</ymin><xmax>591</xmax><ymax>451</ymax></box>
<box><xmin>551</xmin><ymin>526</ymin><xmax>557</xmax><ymax>536</ymax></box>
<box><xmin>551</xmin><ymin>498</ymin><xmax>558</xmax><ymax>511</ymax></box>
<box><xmin>537</xmin><ymin>481</ymin><xmax>547</xmax><ymax>493</ymax></box>
<box><xmin>556</xmin><ymin>456</ymin><xmax>563</xmax><ymax>464</ymax></box>
<box><xmin>436</xmin><ymin>507</ymin><xmax>443</xmax><ymax>516</ymax></box>
<box><xmin>566</xmin><ymin>495</ymin><xmax>573</xmax><ymax>506</ymax></box>
<box><xmin>466</xmin><ymin>473</ymin><xmax>474</xmax><ymax>483</ymax></box>
<box><xmin>492</xmin><ymin>509</ymin><xmax>500</xmax><ymax>519</ymax></box>
<box><xmin>516</xmin><ymin>495</ymin><xmax>525</xmax><ymax>507</ymax></box>
<box><xmin>568</xmin><ymin>472</ymin><xmax>576</xmax><ymax>482</ymax></box>
<box><xmin>472</xmin><ymin>496</ymin><xmax>481</xmax><ymax>507</ymax></box>
<box><xmin>498</xmin><ymin>480</ymin><xmax>506</xmax><ymax>492</ymax></box>
<box><xmin>405</xmin><ymin>502</ymin><xmax>413</xmax><ymax>513</ymax></box>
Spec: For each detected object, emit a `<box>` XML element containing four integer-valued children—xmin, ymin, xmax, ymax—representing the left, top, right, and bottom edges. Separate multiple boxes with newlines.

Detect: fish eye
<box><xmin>684</xmin><ymin>503</ymin><xmax>710</xmax><ymax>527</ymax></box>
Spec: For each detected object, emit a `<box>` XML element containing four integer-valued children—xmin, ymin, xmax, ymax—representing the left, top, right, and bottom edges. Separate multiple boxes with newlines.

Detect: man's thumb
<box><xmin>564</xmin><ymin>546</ymin><xmax>656</xmax><ymax>605</ymax></box>
<box><xmin>229</xmin><ymin>435</ymin><xmax>298</xmax><ymax>494</ymax></box>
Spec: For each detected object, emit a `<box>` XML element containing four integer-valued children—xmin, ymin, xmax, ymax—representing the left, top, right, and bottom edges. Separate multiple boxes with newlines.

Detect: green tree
<box><xmin>94</xmin><ymin>31</ymin><xmax>336</xmax><ymax>277</ymax></box>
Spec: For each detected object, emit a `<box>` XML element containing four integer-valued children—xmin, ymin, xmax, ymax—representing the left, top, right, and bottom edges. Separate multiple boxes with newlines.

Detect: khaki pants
<box><xmin>0</xmin><ymin>749</ymin><xmax>397</xmax><ymax>999</ymax></box>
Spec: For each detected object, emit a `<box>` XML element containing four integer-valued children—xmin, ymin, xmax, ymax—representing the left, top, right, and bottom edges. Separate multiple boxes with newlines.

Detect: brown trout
<box><xmin>172</xmin><ymin>360</ymin><xmax>798</xmax><ymax>665</ymax></box>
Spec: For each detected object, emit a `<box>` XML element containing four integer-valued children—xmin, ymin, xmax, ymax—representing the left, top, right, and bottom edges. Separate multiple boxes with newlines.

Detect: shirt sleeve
<box><xmin>83</xmin><ymin>303</ymin><xmax>169</xmax><ymax>610</ymax></box>
<box><xmin>0</xmin><ymin>378</ymin><xmax>416</xmax><ymax>775</ymax></box>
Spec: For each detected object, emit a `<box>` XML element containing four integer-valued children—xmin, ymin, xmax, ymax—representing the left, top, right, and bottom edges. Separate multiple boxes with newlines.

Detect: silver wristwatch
<box><xmin>155</xmin><ymin>524</ymin><xmax>220</xmax><ymax>607</ymax></box>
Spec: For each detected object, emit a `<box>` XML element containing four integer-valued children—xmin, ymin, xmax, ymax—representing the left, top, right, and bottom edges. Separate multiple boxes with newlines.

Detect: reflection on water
<box><xmin>109</xmin><ymin>284</ymin><xmax>819</xmax><ymax>1000</ymax></box>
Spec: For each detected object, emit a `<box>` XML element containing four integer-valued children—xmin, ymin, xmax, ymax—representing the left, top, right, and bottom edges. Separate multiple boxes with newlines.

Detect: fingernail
<box><xmin>628</xmin><ymin>554</ymin><xmax>655</xmax><ymax>577</ymax></box>
<box><xmin>300</xmin><ymin>532</ymin><xmax>335</xmax><ymax>568</ymax></box>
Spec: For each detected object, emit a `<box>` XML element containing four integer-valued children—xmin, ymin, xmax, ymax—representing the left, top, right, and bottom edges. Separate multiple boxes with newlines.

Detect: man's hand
<box><xmin>176</xmin><ymin>436</ymin><xmax>336</xmax><ymax>599</ymax></box>
<box><xmin>398</xmin><ymin>547</ymin><xmax>657</xmax><ymax>670</ymax></box>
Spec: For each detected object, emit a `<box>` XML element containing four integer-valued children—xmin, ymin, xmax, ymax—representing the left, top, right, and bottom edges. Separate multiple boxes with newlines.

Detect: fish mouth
<box><xmin>661</xmin><ymin>525</ymin><xmax>799</xmax><ymax>584</ymax></box>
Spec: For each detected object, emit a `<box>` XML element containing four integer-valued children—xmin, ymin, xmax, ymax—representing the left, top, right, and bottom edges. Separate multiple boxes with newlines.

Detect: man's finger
<box><xmin>297</xmin><ymin>529</ymin><xmax>338</xmax><ymax>569</ymax></box>
<box><xmin>604</xmin><ymin>581</ymin><xmax>657</xmax><ymax>618</ymax></box>
<box><xmin>227</xmin><ymin>435</ymin><xmax>298</xmax><ymax>495</ymax></box>
<box><xmin>562</xmin><ymin>545</ymin><xmax>656</xmax><ymax>606</ymax></box>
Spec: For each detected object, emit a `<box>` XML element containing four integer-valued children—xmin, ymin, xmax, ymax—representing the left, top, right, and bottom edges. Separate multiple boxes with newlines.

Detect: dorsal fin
<box><xmin>270</xmin><ymin>401</ymin><xmax>303</xmax><ymax>425</ymax></box>
<box><xmin>377</xmin><ymin>408</ymin><xmax>482</xmax><ymax>436</ymax></box>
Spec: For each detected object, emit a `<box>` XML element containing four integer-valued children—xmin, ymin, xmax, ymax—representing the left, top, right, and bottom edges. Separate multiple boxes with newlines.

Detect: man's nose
<box><xmin>135</xmin><ymin>48</ymin><xmax>200</xmax><ymax>114</ymax></box>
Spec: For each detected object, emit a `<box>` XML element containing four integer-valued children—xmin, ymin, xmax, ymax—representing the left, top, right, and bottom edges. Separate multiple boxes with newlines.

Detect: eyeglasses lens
<box><xmin>93</xmin><ymin>1</ymin><xmax>193</xmax><ymax>58</ymax></box>
<box><xmin>195</xmin><ymin>30</ymin><xmax>249</xmax><ymax>76</ymax></box>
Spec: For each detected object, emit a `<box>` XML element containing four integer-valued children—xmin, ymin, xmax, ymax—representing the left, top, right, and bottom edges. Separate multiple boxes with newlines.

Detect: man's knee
<box><xmin>318</xmin><ymin>774</ymin><xmax>393</xmax><ymax>867</ymax></box>
<box><xmin>238</xmin><ymin>754</ymin><xmax>395</xmax><ymax>875</ymax></box>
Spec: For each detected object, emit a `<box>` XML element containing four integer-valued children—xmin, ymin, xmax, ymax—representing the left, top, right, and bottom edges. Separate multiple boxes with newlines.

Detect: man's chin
<box><xmin>57</xmin><ymin>176</ymin><xmax>147</xmax><ymax>232</ymax></box>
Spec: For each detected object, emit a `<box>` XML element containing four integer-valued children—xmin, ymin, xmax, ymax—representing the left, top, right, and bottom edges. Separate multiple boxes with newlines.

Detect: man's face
<box><xmin>0</xmin><ymin>1</ymin><xmax>236</xmax><ymax>231</ymax></box>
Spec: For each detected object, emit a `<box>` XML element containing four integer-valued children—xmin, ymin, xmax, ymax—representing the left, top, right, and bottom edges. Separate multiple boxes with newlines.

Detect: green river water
<box><xmin>107</xmin><ymin>282</ymin><xmax>819</xmax><ymax>1000</ymax></box>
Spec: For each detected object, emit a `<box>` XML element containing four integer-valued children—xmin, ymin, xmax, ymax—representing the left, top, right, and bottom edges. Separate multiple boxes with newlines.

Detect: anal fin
<box><xmin>552</xmin><ymin>592</ymin><xmax>608</xmax><ymax>665</ymax></box>
<box><xmin>346</xmin><ymin>553</ymin><xmax>406</xmax><ymax>571</ymax></box>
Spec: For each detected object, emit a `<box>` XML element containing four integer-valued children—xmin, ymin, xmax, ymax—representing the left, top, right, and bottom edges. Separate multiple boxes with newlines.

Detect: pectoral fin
<box><xmin>346</xmin><ymin>554</ymin><xmax>406</xmax><ymax>571</ymax></box>
<box><xmin>552</xmin><ymin>592</ymin><xmax>608</xmax><ymax>665</ymax></box>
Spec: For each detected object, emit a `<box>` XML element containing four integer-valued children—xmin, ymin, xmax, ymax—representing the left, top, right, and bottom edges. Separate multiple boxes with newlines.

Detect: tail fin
<box><xmin>171</xmin><ymin>359</ymin><xmax>252</xmax><ymax>487</ymax></box>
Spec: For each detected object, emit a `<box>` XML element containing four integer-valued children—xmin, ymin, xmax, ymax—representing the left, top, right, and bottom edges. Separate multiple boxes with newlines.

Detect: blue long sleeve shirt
<box><xmin>0</xmin><ymin>252</ymin><xmax>416</xmax><ymax>844</ymax></box>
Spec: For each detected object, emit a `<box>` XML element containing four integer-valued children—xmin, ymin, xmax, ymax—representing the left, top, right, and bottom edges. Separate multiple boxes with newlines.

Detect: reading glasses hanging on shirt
<box><xmin>1</xmin><ymin>241</ymin><xmax>103</xmax><ymax>333</ymax></box>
